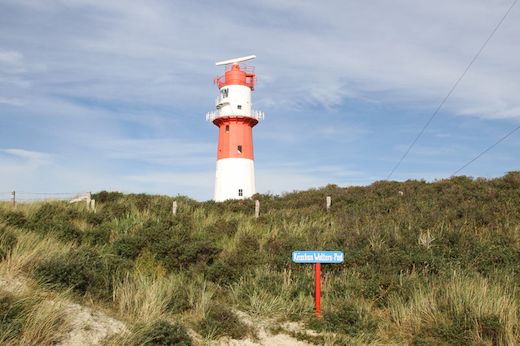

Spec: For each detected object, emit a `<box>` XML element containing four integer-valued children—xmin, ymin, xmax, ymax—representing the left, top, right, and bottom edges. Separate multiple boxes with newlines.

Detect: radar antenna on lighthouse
<box><xmin>215</xmin><ymin>55</ymin><xmax>256</xmax><ymax>66</ymax></box>
<box><xmin>206</xmin><ymin>55</ymin><xmax>264</xmax><ymax>201</ymax></box>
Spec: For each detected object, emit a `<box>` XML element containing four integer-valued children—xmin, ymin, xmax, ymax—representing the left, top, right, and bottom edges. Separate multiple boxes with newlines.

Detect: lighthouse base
<box><xmin>214</xmin><ymin>158</ymin><xmax>256</xmax><ymax>202</ymax></box>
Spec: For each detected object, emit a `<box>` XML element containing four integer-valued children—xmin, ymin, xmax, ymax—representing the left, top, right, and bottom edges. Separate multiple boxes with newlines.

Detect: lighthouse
<box><xmin>206</xmin><ymin>55</ymin><xmax>264</xmax><ymax>202</ymax></box>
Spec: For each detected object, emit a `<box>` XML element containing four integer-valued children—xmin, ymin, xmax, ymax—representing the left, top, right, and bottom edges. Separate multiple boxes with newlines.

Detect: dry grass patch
<box><xmin>0</xmin><ymin>229</ymin><xmax>71</xmax><ymax>277</ymax></box>
<box><xmin>0</xmin><ymin>290</ymin><xmax>69</xmax><ymax>345</ymax></box>
<box><xmin>390</xmin><ymin>273</ymin><xmax>519</xmax><ymax>345</ymax></box>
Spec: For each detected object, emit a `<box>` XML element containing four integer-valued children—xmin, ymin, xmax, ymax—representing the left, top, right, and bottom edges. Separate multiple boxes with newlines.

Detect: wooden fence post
<box><xmin>90</xmin><ymin>199</ymin><xmax>96</xmax><ymax>213</ymax></box>
<box><xmin>172</xmin><ymin>201</ymin><xmax>178</xmax><ymax>215</ymax></box>
<box><xmin>11</xmin><ymin>191</ymin><xmax>16</xmax><ymax>207</ymax></box>
<box><xmin>326</xmin><ymin>196</ymin><xmax>331</xmax><ymax>212</ymax></box>
<box><xmin>86</xmin><ymin>192</ymin><xmax>92</xmax><ymax>210</ymax></box>
<box><xmin>255</xmin><ymin>200</ymin><xmax>260</xmax><ymax>218</ymax></box>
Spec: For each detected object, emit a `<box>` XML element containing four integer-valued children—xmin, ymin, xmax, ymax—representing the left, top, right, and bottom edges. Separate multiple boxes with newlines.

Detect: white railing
<box><xmin>252</xmin><ymin>110</ymin><xmax>265</xmax><ymax>121</ymax></box>
<box><xmin>206</xmin><ymin>110</ymin><xmax>265</xmax><ymax>122</ymax></box>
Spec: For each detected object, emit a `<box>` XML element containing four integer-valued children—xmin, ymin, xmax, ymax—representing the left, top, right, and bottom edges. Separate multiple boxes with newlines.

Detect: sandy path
<box><xmin>217</xmin><ymin>311</ymin><xmax>314</xmax><ymax>346</ymax></box>
<box><xmin>1</xmin><ymin>274</ymin><xmax>316</xmax><ymax>345</ymax></box>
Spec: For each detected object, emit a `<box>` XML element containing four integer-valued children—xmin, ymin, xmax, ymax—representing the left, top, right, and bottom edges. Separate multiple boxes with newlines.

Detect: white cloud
<box><xmin>0</xmin><ymin>97</ymin><xmax>24</xmax><ymax>106</ymax></box>
<box><xmin>0</xmin><ymin>50</ymin><xmax>24</xmax><ymax>67</ymax></box>
<box><xmin>1</xmin><ymin>0</ymin><xmax>518</xmax><ymax>117</ymax></box>
<box><xmin>93</xmin><ymin>138</ymin><xmax>214</xmax><ymax>166</ymax></box>
<box><xmin>1</xmin><ymin>148</ymin><xmax>52</xmax><ymax>166</ymax></box>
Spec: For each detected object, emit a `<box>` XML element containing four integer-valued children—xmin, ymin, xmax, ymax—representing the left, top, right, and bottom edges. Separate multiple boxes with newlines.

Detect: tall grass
<box><xmin>390</xmin><ymin>273</ymin><xmax>519</xmax><ymax>345</ymax></box>
<box><xmin>113</xmin><ymin>273</ymin><xmax>177</xmax><ymax>324</ymax></box>
<box><xmin>0</xmin><ymin>290</ymin><xmax>69</xmax><ymax>345</ymax></box>
<box><xmin>0</xmin><ymin>229</ymin><xmax>71</xmax><ymax>277</ymax></box>
<box><xmin>230</xmin><ymin>267</ymin><xmax>313</xmax><ymax>319</ymax></box>
<box><xmin>1</xmin><ymin>173</ymin><xmax>520</xmax><ymax>343</ymax></box>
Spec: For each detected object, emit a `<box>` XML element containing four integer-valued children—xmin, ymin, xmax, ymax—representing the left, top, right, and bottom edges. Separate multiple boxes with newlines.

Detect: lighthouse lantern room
<box><xmin>206</xmin><ymin>55</ymin><xmax>264</xmax><ymax>202</ymax></box>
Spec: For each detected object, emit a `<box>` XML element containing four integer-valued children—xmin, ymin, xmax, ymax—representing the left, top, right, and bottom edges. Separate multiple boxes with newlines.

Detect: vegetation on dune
<box><xmin>197</xmin><ymin>304</ymin><xmax>251</xmax><ymax>339</ymax></box>
<box><xmin>0</xmin><ymin>172</ymin><xmax>519</xmax><ymax>344</ymax></box>
<box><xmin>0</xmin><ymin>290</ymin><xmax>68</xmax><ymax>345</ymax></box>
<box><xmin>135</xmin><ymin>320</ymin><xmax>192</xmax><ymax>346</ymax></box>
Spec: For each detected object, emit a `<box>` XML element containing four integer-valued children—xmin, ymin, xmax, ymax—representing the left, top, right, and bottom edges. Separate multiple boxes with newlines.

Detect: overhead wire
<box><xmin>386</xmin><ymin>0</ymin><xmax>518</xmax><ymax>180</ymax></box>
<box><xmin>452</xmin><ymin>123</ymin><xmax>520</xmax><ymax>175</ymax></box>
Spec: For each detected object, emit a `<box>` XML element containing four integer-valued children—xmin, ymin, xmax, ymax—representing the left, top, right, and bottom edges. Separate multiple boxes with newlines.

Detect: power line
<box><xmin>386</xmin><ymin>0</ymin><xmax>518</xmax><ymax>180</ymax></box>
<box><xmin>452</xmin><ymin>123</ymin><xmax>520</xmax><ymax>175</ymax></box>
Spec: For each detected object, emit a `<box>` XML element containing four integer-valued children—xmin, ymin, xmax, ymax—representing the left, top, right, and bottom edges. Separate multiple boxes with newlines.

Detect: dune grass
<box><xmin>1</xmin><ymin>173</ymin><xmax>520</xmax><ymax>344</ymax></box>
<box><xmin>0</xmin><ymin>289</ymin><xmax>70</xmax><ymax>345</ymax></box>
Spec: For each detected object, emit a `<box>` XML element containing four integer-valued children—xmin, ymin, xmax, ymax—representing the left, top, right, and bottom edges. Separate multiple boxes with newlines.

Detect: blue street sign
<box><xmin>292</xmin><ymin>251</ymin><xmax>344</xmax><ymax>264</ymax></box>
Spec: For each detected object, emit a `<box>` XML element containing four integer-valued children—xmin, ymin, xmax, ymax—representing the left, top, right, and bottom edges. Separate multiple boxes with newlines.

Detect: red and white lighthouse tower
<box><xmin>207</xmin><ymin>55</ymin><xmax>264</xmax><ymax>202</ymax></box>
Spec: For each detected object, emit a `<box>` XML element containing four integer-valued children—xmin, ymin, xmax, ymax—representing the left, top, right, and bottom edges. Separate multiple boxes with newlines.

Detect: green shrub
<box><xmin>205</xmin><ymin>260</ymin><xmax>240</xmax><ymax>284</ymax></box>
<box><xmin>135</xmin><ymin>320</ymin><xmax>192</xmax><ymax>346</ymax></box>
<box><xmin>29</xmin><ymin>203</ymin><xmax>81</xmax><ymax>236</ymax></box>
<box><xmin>132</xmin><ymin>193</ymin><xmax>151</xmax><ymax>212</ymax></box>
<box><xmin>85</xmin><ymin>212</ymin><xmax>105</xmax><ymax>226</ymax></box>
<box><xmin>309</xmin><ymin>300</ymin><xmax>377</xmax><ymax>337</ymax></box>
<box><xmin>146</xmin><ymin>227</ymin><xmax>221</xmax><ymax>270</ymax></box>
<box><xmin>167</xmin><ymin>288</ymin><xmax>191</xmax><ymax>314</ymax></box>
<box><xmin>83</xmin><ymin>226</ymin><xmax>110</xmax><ymax>246</ymax></box>
<box><xmin>33</xmin><ymin>248</ymin><xmax>129</xmax><ymax>299</ymax></box>
<box><xmin>204</xmin><ymin>219</ymin><xmax>238</xmax><ymax>237</ymax></box>
<box><xmin>198</xmin><ymin>304</ymin><xmax>250</xmax><ymax>339</ymax></box>
<box><xmin>263</xmin><ymin>232</ymin><xmax>305</xmax><ymax>269</ymax></box>
<box><xmin>93</xmin><ymin>191</ymin><xmax>124</xmax><ymax>203</ymax></box>
<box><xmin>412</xmin><ymin>311</ymin><xmax>475</xmax><ymax>345</ymax></box>
<box><xmin>2</xmin><ymin>211</ymin><xmax>27</xmax><ymax>228</ymax></box>
<box><xmin>164</xmin><ymin>239</ymin><xmax>220</xmax><ymax>270</ymax></box>
<box><xmin>98</xmin><ymin>204</ymin><xmax>127</xmax><ymax>219</ymax></box>
<box><xmin>0</xmin><ymin>228</ymin><xmax>17</xmax><ymax>260</ymax></box>
<box><xmin>112</xmin><ymin>236</ymin><xmax>146</xmax><ymax>260</ymax></box>
<box><xmin>54</xmin><ymin>223</ymin><xmax>83</xmax><ymax>244</ymax></box>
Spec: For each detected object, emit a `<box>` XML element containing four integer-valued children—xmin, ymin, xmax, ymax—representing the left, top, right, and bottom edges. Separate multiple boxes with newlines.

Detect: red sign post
<box><xmin>292</xmin><ymin>251</ymin><xmax>344</xmax><ymax>318</ymax></box>
<box><xmin>315</xmin><ymin>263</ymin><xmax>321</xmax><ymax>316</ymax></box>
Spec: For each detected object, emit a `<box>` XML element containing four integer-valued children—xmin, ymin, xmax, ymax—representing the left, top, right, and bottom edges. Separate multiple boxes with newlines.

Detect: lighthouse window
<box><xmin>237</xmin><ymin>145</ymin><xmax>242</xmax><ymax>154</ymax></box>
<box><xmin>237</xmin><ymin>105</ymin><xmax>242</xmax><ymax>109</ymax></box>
<box><xmin>238</xmin><ymin>189</ymin><xmax>243</xmax><ymax>197</ymax></box>
<box><xmin>225</xmin><ymin>125</ymin><xmax>229</xmax><ymax>133</ymax></box>
<box><xmin>221</xmin><ymin>88</ymin><xmax>229</xmax><ymax>98</ymax></box>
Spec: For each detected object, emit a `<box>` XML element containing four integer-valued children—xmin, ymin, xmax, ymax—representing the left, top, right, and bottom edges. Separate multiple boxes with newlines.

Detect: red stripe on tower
<box><xmin>206</xmin><ymin>55</ymin><xmax>264</xmax><ymax>202</ymax></box>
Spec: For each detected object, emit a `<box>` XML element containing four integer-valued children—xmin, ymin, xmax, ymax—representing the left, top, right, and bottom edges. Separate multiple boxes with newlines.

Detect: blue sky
<box><xmin>0</xmin><ymin>0</ymin><xmax>519</xmax><ymax>200</ymax></box>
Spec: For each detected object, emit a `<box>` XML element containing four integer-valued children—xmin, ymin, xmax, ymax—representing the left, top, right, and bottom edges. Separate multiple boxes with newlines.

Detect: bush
<box><xmin>145</xmin><ymin>225</ymin><xmax>221</xmax><ymax>270</ymax></box>
<box><xmin>2</xmin><ymin>211</ymin><xmax>27</xmax><ymax>228</ymax></box>
<box><xmin>205</xmin><ymin>260</ymin><xmax>240</xmax><ymax>284</ymax></box>
<box><xmin>85</xmin><ymin>212</ymin><xmax>105</xmax><ymax>226</ymax></box>
<box><xmin>28</xmin><ymin>203</ymin><xmax>82</xmax><ymax>237</ymax></box>
<box><xmin>135</xmin><ymin>320</ymin><xmax>191</xmax><ymax>346</ymax></box>
<box><xmin>204</xmin><ymin>219</ymin><xmax>238</xmax><ymax>237</ymax></box>
<box><xmin>93</xmin><ymin>191</ymin><xmax>124</xmax><ymax>203</ymax></box>
<box><xmin>198</xmin><ymin>304</ymin><xmax>250</xmax><ymax>339</ymax></box>
<box><xmin>54</xmin><ymin>223</ymin><xmax>83</xmax><ymax>244</ymax></box>
<box><xmin>167</xmin><ymin>288</ymin><xmax>191</xmax><ymax>314</ymax></box>
<box><xmin>33</xmin><ymin>248</ymin><xmax>130</xmax><ymax>299</ymax></box>
<box><xmin>309</xmin><ymin>300</ymin><xmax>377</xmax><ymax>337</ymax></box>
<box><xmin>112</xmin><ymin>236</ymin><xmax>146</xmax><ymax>260</ymax></box>
<box><xmin>0</xmin><ymin>228</ymin><xmax>17</xmax><ymax>260</ymax></box>
<box><xmin>83</xmin><ymin>227</ymin><xmax>110</xmax><ymax>246</ymax></box>
<box><xmin>103</xmin><ymin>203</ymin><xmax>129</xmax><ymax>219</ymax></box>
